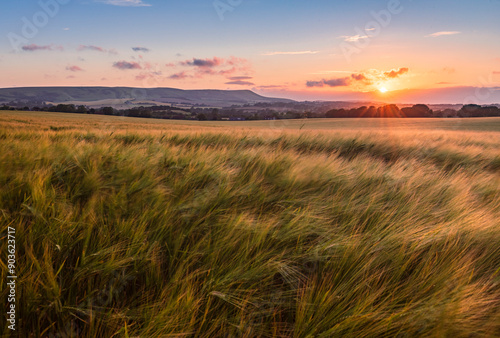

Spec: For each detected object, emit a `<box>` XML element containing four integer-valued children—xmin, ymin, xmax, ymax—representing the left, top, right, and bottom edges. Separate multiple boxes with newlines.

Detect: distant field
<box><xmin>2</xmin><ymin>110</ymin><xmax>500</xmax><ymax>132</ymax></box>
<box><xmin>1</xmin><ymin>110</ymin><xmax>499</xmax><ymax>337</ymax></box>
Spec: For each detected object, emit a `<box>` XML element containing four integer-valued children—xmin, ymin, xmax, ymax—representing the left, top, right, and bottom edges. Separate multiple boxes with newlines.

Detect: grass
<box><xmin>1</xmin><ymin>111</ymin><xmax>499</xmax><ymax>337</ymax></box>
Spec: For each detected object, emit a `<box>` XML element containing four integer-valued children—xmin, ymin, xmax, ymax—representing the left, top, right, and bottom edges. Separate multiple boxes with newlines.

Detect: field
<box><xmin>1</xmin><ymin>111</ymin><xmax>499</xmax><ymax>337</ymax></box>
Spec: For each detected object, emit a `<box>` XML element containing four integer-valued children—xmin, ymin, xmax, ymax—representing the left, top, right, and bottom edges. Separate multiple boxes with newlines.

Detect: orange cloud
<box><xmin>383</xmin><ymin>68</ymin><xmax>409</xmax><ymax>79</ymax></box>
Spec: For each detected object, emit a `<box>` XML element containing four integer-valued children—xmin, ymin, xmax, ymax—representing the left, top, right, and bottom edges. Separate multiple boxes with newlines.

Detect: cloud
<box><xmin>307</xmin><ymin>78</ymin><xmax>352</xmax><ymax>88</ymax></box>
<box><xmin>136</xmin><ymin>70</ymin><xmax>162</xmax><ymax>81</ymax></box>
<box><xmin>78</xmin><ymin>45</ymin><xmax>106</xmax><ymax>52</ymax></box>
<box><xmin>255</xmin><ymin>85</ymin><xmax>287</xmax><ymax>89</ymax></box>
<box><xmin>425</xmin><ymin>31</ymin><xmax>461</xmax><ymax>38</ymax></box>
<box><xmin>95</xmin><ymin>0</ymin><xmax>151</xmax><ymax>6</ymax></box>
<box><xmin>262</xmin><ymin>51</ymin><xmax>319</xmax><ymax>56</ymax></box>
<box><xmin>132</xmin><ymin>47</ymin><xmax>150</xmax><ymax>52</ymax></box>
<box><xmin>22</xmin><ymin>44</ymin><xmax>62</xmax><ymax>52</ymax></box>
<box><xmin>306</xmin><ymin>67</ymin><xmax>409</xmax><ymax>88</ymax></box>
<box><xmin>181</xmin><ymin>57</ymin><xmax>224</xmax><ymax>68</ymax></box>
<box><xmin>113</xmin><ymin>61</ymin><xmax>142</xmax><ymax>70</ymax></box>
<box><xmin>339</xmin><ymin>34</ymin><xmax>369</xmax><ymax>42</ymax></box>
<box><xmin>165</xmin><ymin>62</ymin><xmax>176</xmax><ymax>67</ymax></box>
<box><xmin>227</xmin><ymin>76</ymin><xmax>253</xmax><ymax>81</ymax></box>
<box><xmin>493</xmin><ymin>71</ymin><xmax>500</xmax><ymax>75</ymax></box>
<box><xmin>66</xmin><ymin>65</ymin><xmax>84</xmax><ymax>72</ymax></box>
<box><xmin>176</xmin><ymin>56</ymin><xmax>251</xmax><ymax>79</ymax></box>
<box><xmin>351</xmin><ymin>73</ymin><xmax>367</xmax><ymax>81</ymax></box>
<box><xmin>169</xmin><ymin>71</ymin><xmax>189</xmax><ymax>80</ymax></box>
<box><xmin>225</xmin><ymin>80</ymin><xmax>255</xmax><ymax>86</ymax></box>
<box><xmin>77</xmin><ymin>45</ymin><xmax>117</xmax><ymax>55</ymax></box>
<box><xmin>323</xmin><ymin>78</ymin><xmax>352</xmax><ymax>87</ymax></box>
<box><xmin>383</xmin><ymin>67</ymin><xmax>409</xmax><ymax>79</ymax></box>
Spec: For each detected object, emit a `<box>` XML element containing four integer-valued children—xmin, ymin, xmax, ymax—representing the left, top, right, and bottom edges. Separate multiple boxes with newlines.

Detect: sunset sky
<box><xmin>1</xmin><ymin>0</ymin><xmax>500</xmax><ymax>103</ymax></box>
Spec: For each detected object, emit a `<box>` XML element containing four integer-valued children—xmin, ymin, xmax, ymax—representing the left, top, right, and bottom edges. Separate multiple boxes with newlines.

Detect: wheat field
<box><xmin>1</xmin><ymin>111</ymin><xmax>499</xmax><ymax>337</ymax></box>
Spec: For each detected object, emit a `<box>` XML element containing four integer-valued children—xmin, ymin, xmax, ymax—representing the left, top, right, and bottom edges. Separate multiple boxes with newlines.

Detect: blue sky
<box><xmin>1</xmin><ymin>0</ymin><xmax>500</xmax><ymax>103</ymax></box>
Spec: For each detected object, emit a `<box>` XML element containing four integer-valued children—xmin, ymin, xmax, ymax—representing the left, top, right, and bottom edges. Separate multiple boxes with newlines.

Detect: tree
<box><xmin>401</xmin><ymin>104</ymin><xmax>433</xmax><ymax>117</ymax></box>
<box><xmin>210</xmin><ymin>108</ymin><xmax>220</xmax><ymax>121</ymax></box>
<box><xmin>196</xmin><ymin>113</ymin><xmax>207</xmax><ymax>121</ymax></box>
<box><xmin>101</xmin><ymin>107</ymin><xmax>115</xmax><ymax>116</ymax></box>
<box><xmin>76</xmin><ymin>105</ymin><xmax>87</xmax><ymax>114</ymax></box>
<box><xmin>377</xmin><ymin>104</ymin><xmax>402</xmax><ymax>118</ymax></box>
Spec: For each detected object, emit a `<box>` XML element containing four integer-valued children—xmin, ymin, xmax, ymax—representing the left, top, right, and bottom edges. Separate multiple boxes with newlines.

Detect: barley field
<box><xmin>1</xmin><ymin>111</ymin><xmax>499</xmax><ymax>337</ymax></box>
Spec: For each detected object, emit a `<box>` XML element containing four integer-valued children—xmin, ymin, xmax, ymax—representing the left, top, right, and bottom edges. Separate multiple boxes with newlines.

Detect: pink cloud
<box><xmin>22</xmin><ymin>44</ymin><xmax>62</xmax><ymax>52</ymax></box>
<box><xmin>78</xmin><ymin>45</ymin><xmax>106</xmax><ymax>52</ymax></box>
<box><xmin>169</xmin><ymin>71</ymin><xmax>189</xmax><ymax>80</ymax></box>
<box><xmin>66</xmin><ymin>65</ymin><xmax>84</xmax><ymax>72</ymax></box>
<box><xmin>113</xmin><ymin>61</ymin><xmax>142</xmax><ymax>70</ymax></box>
<box><xmin>76</xmin><ymin>45</ymin><xmax>117</xmax><ymax>55</ymax></box>
<box><xmin>136</xmin><ymin>70</ymin><xmax>162</xmax><ymax>81</ymax></box>
<box><xmin>181</xmin><ymin>57</ymin><xmax>224</xmax><ymax>68</ymax></box>
<box><xmin>175</xmin><ymin>56</ymin><xmax>251</xmax><ymax>80</ymax></box>
<box><xmin>225</xmin><ymin>80</ymin><xmax>255</xmax><ymax>86</ymax></box>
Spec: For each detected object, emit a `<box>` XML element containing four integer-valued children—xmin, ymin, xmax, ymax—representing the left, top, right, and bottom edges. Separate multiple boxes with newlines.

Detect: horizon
<box><xmin>2</xmin><ymin>0</ymin><xmax>500</xmax><ymax>104</ymax></box>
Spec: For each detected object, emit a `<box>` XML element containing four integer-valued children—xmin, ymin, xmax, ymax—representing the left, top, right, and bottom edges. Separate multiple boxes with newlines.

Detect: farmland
<box><xmin>1</xmin><ymin>111</ymin><xmax>499</xmax><ymax>337</ymax></box>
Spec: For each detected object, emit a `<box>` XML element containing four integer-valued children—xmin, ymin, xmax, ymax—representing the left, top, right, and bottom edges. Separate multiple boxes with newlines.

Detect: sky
<box><xmin>1</xmin><ymin>0</ymin><xmax>500</xmax><ymax>104</ymax></box>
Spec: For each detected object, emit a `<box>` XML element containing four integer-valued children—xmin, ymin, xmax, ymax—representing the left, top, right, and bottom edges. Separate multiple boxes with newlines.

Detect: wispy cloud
<box><xmin>425</xmin><ymin>31</ymin><xmax>461</xmax><ymax>38</ymax></box>
<box><xmin>176</xmin><ymin>56</ymin><xmax>251</xmax><ymax>79</ymax></box>
<box><xmin>225</xmin><ymin>80</ymin><xmax>255</xmax><ymax>86</ymax></box>
<box><xmin>169</xmin><ymin>71</ymin><xmax>189</xmax><ymax>80</ymax></box>
<box><xmin>78</xmin><ymin>45</ymin><xmax>117</xmax><ymax>55</ymax></box>
<box><xmin>78</xmin><ymin>45</ymin><xmax>106</xmax><ymax>52</ymax></box>
<box><xmin>136</xmin><ymin>70</ymin><xmax>161</xmax><ymax>81</ymax></box>
<box><xmin>227</xmin><ymin>76</ymin><xmax>253</xmax><ymax>81</ymax></box>
<box><xmin>181</xmin><ymin>57</ymin><xmax>224</xmax><ymax>67</ymax></box>
<box><xmin>132</xmin><ymin>47</ymin><xmax>150</xmax><ymax>52</ymax></box>
<box><xmin>262</xmin><ymin>51</ymin><xmax>319</xmax><ymax>56</ymax></box>
<box><xmin>339</xmin><ymin>34</ymin><xmax>369</xmax><ymax>42</ymax></box>
<box><xmin>95</xmin><ymin>0</ymin><xmax>151</xmax><ymax>7</ymax></box>
<box><xmin>66</xmin><ymin>65</ymin><xmax>84</xmax><ymax>72</ymax></box>
<box><xmin>22</xmin><ymin>44</ymin><xmax>62</xmax><ymax>52</ymax></box>
<box><xmin>113</xmin><ymin>61</ymin><xmax>142</xmax><ymax>70</ymax></box>
<box><xmin>255</xmin><ymin>85</ymin><xmax>287</xmax><ymax>89</ymax></box>
<box><xmin>307</xmin><ymin>78</ymin><xmax>352</xmax><ymax>88</ymax></box>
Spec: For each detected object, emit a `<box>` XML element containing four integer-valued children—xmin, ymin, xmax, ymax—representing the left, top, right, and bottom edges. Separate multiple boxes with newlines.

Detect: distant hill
<box><xmin>0</xmin><ymin>87</ymin><xmax>294</xmax><ymax>108</ymax></box>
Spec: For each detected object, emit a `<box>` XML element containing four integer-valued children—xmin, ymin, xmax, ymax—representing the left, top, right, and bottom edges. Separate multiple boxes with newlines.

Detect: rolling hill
<box><xmin>0</xmin><ymin>86</ymin><xmax>294</xmax><ymax>108</ymax></box>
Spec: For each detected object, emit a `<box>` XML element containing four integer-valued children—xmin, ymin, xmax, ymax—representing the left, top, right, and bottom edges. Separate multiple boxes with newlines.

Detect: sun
<box><xmin>379</xmin><ymin>87</ymin><xmax>388</xmax><ymax>93</ymax></box>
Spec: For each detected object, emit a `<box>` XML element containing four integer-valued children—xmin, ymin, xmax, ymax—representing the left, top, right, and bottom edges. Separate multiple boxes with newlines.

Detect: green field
<box><xmin>1</xmin><ymin>111</ymin><xmax>499</xmax><ymax>337</ymax></box>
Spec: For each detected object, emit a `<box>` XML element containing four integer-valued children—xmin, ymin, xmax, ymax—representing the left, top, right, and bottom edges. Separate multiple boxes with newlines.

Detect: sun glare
<box><xmin>379</xmin><ymin>87</ymin><xmax>388</xmax><ymax>93</ymax></box>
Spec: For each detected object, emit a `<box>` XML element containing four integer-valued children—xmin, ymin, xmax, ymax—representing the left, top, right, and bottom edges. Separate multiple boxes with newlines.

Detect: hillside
<box><xmin>0</xmin><ymin>87</ymin><xmax>294</xmax><ymax>108</ymax></box>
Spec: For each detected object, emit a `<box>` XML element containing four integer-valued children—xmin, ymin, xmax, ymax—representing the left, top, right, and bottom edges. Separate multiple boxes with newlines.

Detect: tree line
<box><xmin>2</xmin><ymin>103</ymin><xmax>500</xmax><ymax>120</ymax></box>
